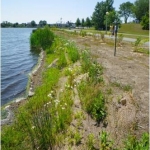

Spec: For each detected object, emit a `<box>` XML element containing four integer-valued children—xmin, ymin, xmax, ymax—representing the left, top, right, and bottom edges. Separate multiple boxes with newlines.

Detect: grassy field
<box><xmin>119</xmin><ymin>23</ymin><xmax>149</xmax><ymax>36</ymax></box>
<box><xmin>79</xmin><ymin>23</ymin><xmax>149</xmax><ymax>40</ymax></box>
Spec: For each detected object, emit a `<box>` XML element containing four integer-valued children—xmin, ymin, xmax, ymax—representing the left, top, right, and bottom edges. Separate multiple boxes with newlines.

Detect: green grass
<box><xmin>2</xmin><ymin>29</ymin><xmax>149</xmax><ymax>150</ymax></box>
<box><xmin>119</xmin><ymin>23</ymin><xmax>149</xmax><ymax>36</ymax></box>
<box><xmin>78</xmin><ymin>50</ymin><xmax>106</xmax><ymax>124</ymax></box>
<box><xmin>1</xmin><ymin>35</ymin><xmax>78</xmax><ymax>150</ymax></box>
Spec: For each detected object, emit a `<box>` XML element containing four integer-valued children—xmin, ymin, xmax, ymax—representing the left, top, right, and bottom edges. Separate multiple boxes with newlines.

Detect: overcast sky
<box><xmin>1</xmin><ymin>0</ymin><xmax>135</xmax><ymax>24</ymax></box>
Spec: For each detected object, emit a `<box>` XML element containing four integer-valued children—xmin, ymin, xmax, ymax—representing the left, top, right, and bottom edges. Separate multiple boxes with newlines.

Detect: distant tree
<box><xmin>13</xmin><ymin>22</ymin><xmax>19</xmax><ymax>27</ymax></box>
<box><xmin>119</xmin><ymin>2</ymin><xmax>134</xmax><ymax>23</ymax></box>
<box><xmin>140</xmin><ymin>12</ymin><xmax>149</xmax><ymax>30</ymax></box>
<box><xmin>39</xmin><ymin>20</ymin><xmax>47</xmax><ymax>27</ymax></box>
<box><xmin>85</xmin><ymin>17</ymin><xmax>92</xmax><ymax>28</ymax></box>
<box><xmin>92</xmin><ymin>0</ymin><xmax>114</xmax><ymax>30</ymax></box>
<box><xmin>76</xmin><ymin>18</ymin><xmax>81</xmax><ymax>27</ymax></box>
<box><xmin>43</xmin><ymin>20</ymin><xmax>47</xmax><ymax>26</ymax></box>
<box><xmin>133</xmin><ymin>0</ymin><xmax>149</xmax><ymax>22</ymax></box>
<box><xmin>81</xmin><ymin>18</ymin><xmax>85</xmax><ymax>27</ymax></box>
<box><xmin>31</xmin><ymin>20</ymin><xmax>37</xmax><ymax>27</ymax></box>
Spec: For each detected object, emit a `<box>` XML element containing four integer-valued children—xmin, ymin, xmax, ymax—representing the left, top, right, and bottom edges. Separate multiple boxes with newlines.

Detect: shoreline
<box><xmin>1</xmin><ymin>49</ymin><xmax>45</xmax><ymax>126</ymax></box>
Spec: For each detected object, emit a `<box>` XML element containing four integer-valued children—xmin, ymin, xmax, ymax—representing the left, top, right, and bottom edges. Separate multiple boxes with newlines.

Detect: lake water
<box><xmin>1</xmin><ymin>28</ymin><xmax>39</xmax><ymax>106</ymax></box>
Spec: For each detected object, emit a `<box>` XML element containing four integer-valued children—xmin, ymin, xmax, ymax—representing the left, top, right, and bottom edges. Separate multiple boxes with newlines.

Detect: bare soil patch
<box><xmin>55</xmin><ymin>31</ymin><xmax>149</xmax><ymax>148</ymax></box>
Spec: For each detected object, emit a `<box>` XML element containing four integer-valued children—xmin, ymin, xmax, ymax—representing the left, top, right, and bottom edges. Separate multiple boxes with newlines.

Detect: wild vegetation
<box><xmin>1</xmin><ymin>27</ymin><xmax>149</xmax><ymax>149</ymax></box>
<box><xmin>30</xmin><ymin>26</ymin><xmax>54</xmax><ymax>50</ymax></box>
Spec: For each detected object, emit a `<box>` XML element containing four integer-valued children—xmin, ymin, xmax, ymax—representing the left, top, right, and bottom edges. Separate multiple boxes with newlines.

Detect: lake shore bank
<box><xmin>1</xmin><ymin>49</ymin><xmax>45</xmax><ymax>126</ymax></box>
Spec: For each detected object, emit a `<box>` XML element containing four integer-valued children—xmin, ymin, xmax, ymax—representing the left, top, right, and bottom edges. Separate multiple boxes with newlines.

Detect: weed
<box><xmin>124</xmin><ymin>133</ymin><xmax>149</xmax><ymax>150</ymax></box>
<box><xmin>117</xmin><ymin>34</ymin><xmax>124</xmax><ymax>44</ymax></box>
<box><xmin>86</xmin><ymin>133</ymin><xmax>95</xmax><ymax>150</ymax></box>
<box><xmin>100</xmin><ymin>32</ymin><xmax>105</xmax><ymax>42</ymax></box>
<box><xmin>123</xmin><ymin>84</ymin><xmax>132</xmax><ymax>91</ymax></box>
<box><xmin>99</xmin><ymin>131</ymin><xmax>114</xmax><ymax>150</ymax></box>
<box><xmin>74</xmin><ymin>131</ymin><xmax>82</xmax><ymax>145</ymax></box>
<box><xmin>74</xmin><ymin>111</ymin><xmax>85</xmax><ymax>120</ymax></box>
<box><xmin>106</xmin><ymin>88</ymin><xmax>113</xmax><ymax>95</ymax></box>
<box><xmin>80</xmin><ymin>30</ymin><xmax>87</xmax><ymax>37</ymax></box>
<box><xmin>78</xmin><ymin>81</ymin><xmax>106</xmax><ymax>124</ymax></box>
<box><xmin>88</xmin><ymin>61</ymin><xmax>103</xmax><ymax>84</ymax></box>
<box><xmin>88</xmin><ymin>92</ymin><xmax>106</xmax><ymax>123</ymax></box>
<box><xmin>111</xmin><ymin>82</ymin><xmax>132</xmax><ymax>92</ymax></box>
<box><xmin>57</xmin><ymin>51</ymin><xmax>67</xmax><ymax>69</ymax></box>
<box><xmin>134</xmin><ymin>37</ymin><xmax>142</xmax><ymax>47</ymax></box>
<box><xmin>66</xmin><ymin>42</ymin><xmax>80</xmax><ymax>63</ymax></box>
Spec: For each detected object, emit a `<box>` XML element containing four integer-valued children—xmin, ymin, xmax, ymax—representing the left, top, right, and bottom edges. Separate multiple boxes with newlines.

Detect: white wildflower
<box><xmin>48</xmin><ymin>93</ymin><xmax>52</xmax><ymax>97</ymax></box>
<box><xmin>51</xmin><ymin>90</ymin><xmax>54</xmax><ymax>94</ymax></box>
<box><xmin>54</xmin><ymin>99</ymin><xmax>60</xmax><ymax>103</ymax></box>
<box><xmin>32</xmin><ymin>126</ymin><xmax>35</xmax><ymax>129</ymax></box>
<box><xmin>62</xmin><ymin>107</ymin><xmax>65</xmax><ymax>110</ymax></box>
<box><xmin>47</xmin><ymin>102</ymin><xmax>51</xmax><ymax>105</ymax></box>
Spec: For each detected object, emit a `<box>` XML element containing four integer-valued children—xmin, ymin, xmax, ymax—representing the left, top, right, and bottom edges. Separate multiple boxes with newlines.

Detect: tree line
<box><xmin>1</xmin><ymin>0</ymin><xmax>148</xmax><ymax>30</ymax></box>
<box><xmin>1</xmin><ymin>20</ymin><xmax>48</xmax><ymax>28</ymax></box>
<box><xmin>75</xmin><ymin>0</ymin><xmax>149</xmax><ymax>30</ymax></box>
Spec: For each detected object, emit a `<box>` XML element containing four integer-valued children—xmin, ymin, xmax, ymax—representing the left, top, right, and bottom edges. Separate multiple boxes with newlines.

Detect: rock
<box><xmin>120</xmin><ymin>98</ymin><xmax>126</xmax><ymax>106</ymax></box>
<box><xmin>28</xmin><ymin>91</ymin><xmax>35</xmax><ymax>97</ymax></box>
<box><xmin>30</xmin><ymin>87</ymin><xmax>33</xmax><ymax>91</ymax></box>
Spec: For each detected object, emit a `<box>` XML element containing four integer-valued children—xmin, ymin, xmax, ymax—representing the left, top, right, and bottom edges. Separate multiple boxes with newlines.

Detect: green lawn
<box><xmin>118</xmin><ymin>23</ymin><xmax>149</xmax><ymax>36</ymax></box>
<box><xmin>77</xmin><ymin>23</ymin><xmax>149</xmax><ymax>40</ymax></box>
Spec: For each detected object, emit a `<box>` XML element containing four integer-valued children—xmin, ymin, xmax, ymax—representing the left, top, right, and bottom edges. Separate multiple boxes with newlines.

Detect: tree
<box><xmin>31</xmin><ymin>20</ymin><xmax>37</xmax><ymax>27</ymax></box>
<box><xmin>85</xmin><ymin>17</ymin><xmax>92</xmax><ymax>28</ymax></box>
<box><xmin>76</xmin><ymin>18</ymin><xmax>81</xmax><ymax>27</ymax></box>
<box><xmin>13</xmin><ymin>22</ymin><xmax>19</xmax><ymax>27</ymax></box>
<box><xmin>140</xmin><ymin>12</ymin><xmax>149</xmax><ymax>30</ymax></box>
<box><xmin>119</xmin><ymin>2</ymin><xmax>134</xmax><ymax>23</ymax></box>
<box><xmin>81</xmin><ymin>18</ymin><xmax>85</xmax><ymax>27</ymax></box>
<box><xmin>39</xmin><ymin>20</ymin><xmax>47</xmax><ymax>27</ymax></box>
<box><xmin>104</xmin><ymin>10</ymin><xmax>122</xmax><ymax>27</ymax></box>
<box><xmin>92</xmin><ymin>0</ymin><xmax>114</xmax><ymax>30</ymax></box>
<box><xmin>133</xmin><ymin>0</ymin><xmax>149</xmax><ymax>22</ymax></box>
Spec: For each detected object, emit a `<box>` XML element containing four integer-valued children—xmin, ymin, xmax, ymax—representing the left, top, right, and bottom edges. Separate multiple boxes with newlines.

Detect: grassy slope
<box><xmin>118</xmin><ymin>23</ymin><xmax>149</xmax><ymax>36</ymax></box>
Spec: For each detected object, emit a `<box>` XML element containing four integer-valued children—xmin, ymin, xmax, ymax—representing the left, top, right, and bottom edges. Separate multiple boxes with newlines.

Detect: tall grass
<box><xmin>78</xmin><ymin>50</ymin><xmax>106</xmax><ymax>124</ymax></box>
<box><xmin>1</xmin><ymin>34</ymin><xmax>75</xmax><ymax>150</ymax></box>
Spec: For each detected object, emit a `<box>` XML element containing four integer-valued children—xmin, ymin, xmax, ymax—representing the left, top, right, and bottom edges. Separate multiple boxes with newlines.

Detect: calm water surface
<box><xmin>1</xmin><ymin>28</ymin><xmax>39</xmax><ymax>105</ymax></box>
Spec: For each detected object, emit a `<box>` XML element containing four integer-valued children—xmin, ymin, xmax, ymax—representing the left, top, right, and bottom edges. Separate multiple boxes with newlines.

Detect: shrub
<box><xmin>87</xmin><ymin>92</ymin><xmax>106</xmax><ymax>123</ymax></box>
<box><xmin>30</xmin><ymin>26</ymin><xmax>54</xmax><ymax>51</ymax></box>
<box><xmin>57</xmin><ymin>51</ymin><xmax>67</xmax><ymax>69</ymax></box>
<box><xmin>66</xmin><ymin>43</ymin><xmax>80</xmax><ymax>63</ymax></box>
<box><xmin>88</xmin><ymin>61</ymin><xmax>103</xmax><ymax>83</ymax></box>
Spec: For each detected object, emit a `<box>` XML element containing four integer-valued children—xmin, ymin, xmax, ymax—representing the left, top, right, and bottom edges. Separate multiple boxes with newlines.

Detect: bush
<box><xmin>87</xmin><ymin>92</ymin><xmax>106</xmax><ymax>123</ymax></box>
<box><xmin>66</xmin><ymin>42</ymin><xmax>80</xmax><ymax>63</ymax></box>
<box><xmin>30</xmin><ymin>26</ymin><xmax>54</xmax><ymax>51</ymax></box>
<box><xmin>140</xmin><ymin>12</ymin><xmax>149</xmax><ymax>30</ymax></box>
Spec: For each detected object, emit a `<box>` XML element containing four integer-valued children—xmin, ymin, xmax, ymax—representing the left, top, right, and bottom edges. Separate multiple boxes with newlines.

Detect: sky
<box><xmin>1</xmin><ymin>0</ymin><xmax>136</xmax><ymax>24</ymax></box>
